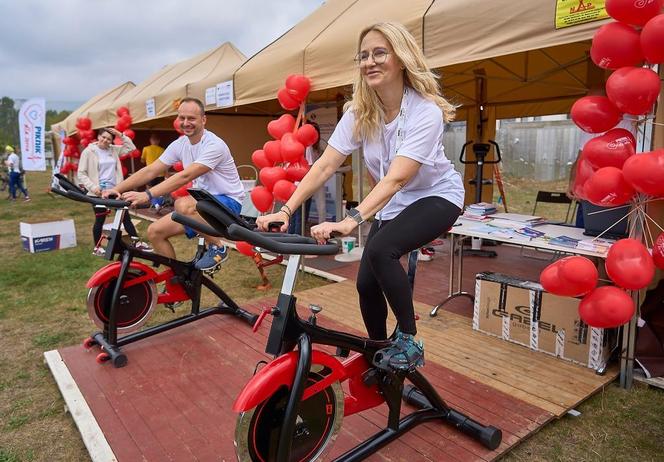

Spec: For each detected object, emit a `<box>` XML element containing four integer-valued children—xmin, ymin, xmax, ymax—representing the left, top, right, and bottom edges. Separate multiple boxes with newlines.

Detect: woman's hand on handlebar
<box><xmin>256</xmin><ymin>211</ymin><xmax>290</xmax><ymax>232</ymax></box>
<box><xmin>310</xmin><ymin>219</ymin><xmax>355</xmax><ymax>244</ymax></box>
<box><xmin>101</xmin><ymin>188</ymin><xmax>121</xmax><ymax>199</ymax></box>
<box><xmin>122</xmin><ymin>190</ymin><xmax>150</xmax><ymax>208</ymax></box>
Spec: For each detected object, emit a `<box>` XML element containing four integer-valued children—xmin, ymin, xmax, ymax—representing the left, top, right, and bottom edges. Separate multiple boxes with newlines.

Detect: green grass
<box><xmin>1</xmin><ymin>171</ymin><xmax>663</xmax><ymax>461</ymax></box>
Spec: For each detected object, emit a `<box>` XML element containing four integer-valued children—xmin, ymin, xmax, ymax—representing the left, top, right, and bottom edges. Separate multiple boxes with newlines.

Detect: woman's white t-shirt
<box><xmin>159</xmin><ymin>130</ymin><xmax>245</xmax><ymax>204</ymax></box>
<box><xmin>328</xmin><ymin>90</ymin><xmax>464</xmax><ymax>220</ymax></box>
<box><xmin>96</xmin><ymin>147</ymin><xmax>116</xmax><ymax>189</ymax></box>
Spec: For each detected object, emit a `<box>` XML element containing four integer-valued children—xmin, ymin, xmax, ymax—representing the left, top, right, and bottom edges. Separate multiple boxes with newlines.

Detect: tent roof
<box><xmin>52</xmin><ymin>81</ymin><xmax>135</xmax><ymax>135</ymax></box>
<box><xmin>232</xmin><ymin>0</ymin><xmax>610</xmax><ymax>118</ymax></box>
<box><xmin>88</xmin><ymin>42</ymin><xmax>246</xmax><ymax>128</ymax></box>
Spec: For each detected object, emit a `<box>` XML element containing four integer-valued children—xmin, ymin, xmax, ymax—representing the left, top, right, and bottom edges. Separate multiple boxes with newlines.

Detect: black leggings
<box><xmin>356</xmin><ymin>196</ymin><xmax>461</xmax><ymax>340</ymax></box>
<box><xmin>92</xmin><ymin>205</ymin><xmax>138</xmax><ymax>246</ymax></box>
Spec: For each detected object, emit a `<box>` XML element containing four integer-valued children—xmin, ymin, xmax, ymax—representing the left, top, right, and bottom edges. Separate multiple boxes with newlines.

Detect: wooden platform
<box><xmin>46</xmin><ymin>277</ymin><xmax>617</xmax><ymax>462</ymax></box>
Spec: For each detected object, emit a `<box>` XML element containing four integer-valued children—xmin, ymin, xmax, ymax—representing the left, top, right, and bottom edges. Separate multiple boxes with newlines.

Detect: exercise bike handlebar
<box><xmin>459</xmin><ymin>139</ymin><xmax>502</xmax><ymax>164</ymax></box>
<box><xmin>51</xmin><ymin>185</ymin><xmax>131</xmax><ymax>208</ymax></box>
<box><xmin>192</xmin><ymin>200</ymin><xmax>339</xmax><ymax>256</ymax></box>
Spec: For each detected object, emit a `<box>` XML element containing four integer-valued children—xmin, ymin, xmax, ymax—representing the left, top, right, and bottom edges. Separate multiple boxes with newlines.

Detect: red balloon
<box><xmin>80</xmin><ymin>138</ymin><xmax>91</xmax><ymax>148</ymax></box>
<box><xmin>116</xmin><ymin>106</ymin><xmax>130</xmax><ymax>118</ymax></box>
<box><xmin>263</xmin><ymin>140</ymin><xmax>283</xmax><ymax>164</ymax></box>
<box><xmin>250</xmin><ymin>186</ymin><xmax>274</xmax><ymax>213</ymax></box>
<box><xmin>76</xmin><ymin>117</ymin><xmax>92</xmax><ymax>130</ymax></box>
<box><xmin>285</xmin><ymin>74</ymin><xmax>312</xmax><ymax>102</ymax></box>
<box><xmin>79</xmin><ymin>129</ymin><xmax>95</xmax><ymax>141</ymax></box>
<box><xmin>579</xmin><ymin>286</ymin><xmax>635</xmax><ymax>328</ymax></box>
<box><xmin>295</xmin><ymin>124</ymin><xmax>319</xmax><ymax>147</ymax></box>
<box><xmin>606</xmin><ymin>238</ymin><xmax>656</xmax><ymax>289</ymax></box>
<box><xmin>606</xmin><ymin>66</ymin><xmax>661</xmax><ymax>115</ymax></box>
<box><xmin>172</xmin><ymin>161</ymin><xmax>184</xmax><ymax>172</ymax></box>
<box><xmin>259</xmin><ymin>166</ymin><xmax>287</xmax><ymax>191</ymax></box>
<box><xmin>277</xmin><ymin>87</ymin><xmax>300</xmax><ymax>111</ymax></box>
<box><xmin>272</xmin><ymin>179</ymin><xmax>297</xmax><ymax>202</ymax></box>
<box><xmin>652</xmin><ymin>232</ymin><xmax>664</xmax><ymax>269</ymax></box>
<box><xmin>173</xmin><ymin>118</ymin><xmax>184</xmax><ymax>134</ymax></box>
<box><xmin>605</xmin><ymin>0</ymin><xmax>663</xmax><ymax>26</ymax></box>
<box><xmin>540</xmin><ymin>256</ymin><xmax>598</xmax><ymax>297</ymax></box>
<box><xmin>267</xmin><ymin>114</ymin><xmax>296</xmax><ymax>140</ymax></box>
<box><xmin>285</xmin><ymin>163</ymin><xmax>309</xmax><ymax>182</ymax></box>
<box><xmin>251</xmin><ymin>149</ymin><xmax>272</xmax><ymax>169</ymax></box>
<box><xmin>131</xmin><ymin>149</ymin><xmax>141</xmax><ymax>159</ymax></box>
<box><xmin>622</xmin><ymin>149</ymin><xmax>664</xmax><ymax>197</ymax></box>
<box><xmin>236</xmin><ymin>241</ymin><xmax>256</xmax><ymax>257</ymax></box>
<box><xmin>123</xmin><ymin>129</ymin><xmax>135</xmax><ymax>140</ymax></box>
<box><xmin>590</xmin><ymin>22</ymin><xmax>643</xmax><ymax>69</ymax></box>
<box><xmin>570</xmin><ymin>96</ymin><xmax>622</xmax><ymax>133</ymax></box>
<box><xmin>583</xmin><ymin>166</ymin><xmax>636</xmax><ymax>206</ymax></box>
<box><xmin>119</xmin><ymin>153</ymin><xmax>130</xmax><ymax>161</ymax></box>
<box><xmin>171</xmin><ymin>181</ymin><xmax>193</xmax><ymax>199</ymax></box>
<box><xmin>641</xmin><ymin>14</ymin><xmax>664</xmax><ymax>64</ymax></box>
<box><xmin>113</xmin><ymin>136</ymin><xmax>124</xmax><ymax>146</ymax></box>
<box><xmin>582</xmin><ymin>128</ymin><xmax>636</xmax><ymax>170</ymax></box>
<box><xmin>280</xmin><ymin>133</ymin><xmax>305</xmax><ymax>163</ymax></box>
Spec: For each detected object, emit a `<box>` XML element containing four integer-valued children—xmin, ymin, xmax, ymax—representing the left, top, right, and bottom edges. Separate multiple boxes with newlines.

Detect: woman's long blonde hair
<box><xmin>347</xmin><ymin>22</ymin><xmax>455</xmax><ymax>141</ymax></box>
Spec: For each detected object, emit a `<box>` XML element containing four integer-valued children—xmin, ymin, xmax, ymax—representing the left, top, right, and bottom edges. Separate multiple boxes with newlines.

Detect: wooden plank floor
<box><xmin>48</xmin><ymin>238</ymin><xmax>619</xmax><ymax>461</ymax></box>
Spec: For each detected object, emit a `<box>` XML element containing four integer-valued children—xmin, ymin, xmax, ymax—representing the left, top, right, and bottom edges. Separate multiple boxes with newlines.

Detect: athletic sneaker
<box><xmin>131</xmin><ymin>238</ymin><xmax>153</xmax><ymax>252</ymax></box>
<box><xmin>417</xmin><ymin>246</ymin><xmax>435</xmax><ymax>261</ymax></box>
<box><xmin>194</xmin><ymin>244</ymin><xmax>228</xmax><ymax>271</ymax></box>
<box><xmin>92</xmin><ymin>246</ymin><xmax>106</xmax><ymax>257</ymax></box>
<box><xmin>373</xmin><ymin>330</ymin><xmax>425</xmax><ymax>372</ymax></box>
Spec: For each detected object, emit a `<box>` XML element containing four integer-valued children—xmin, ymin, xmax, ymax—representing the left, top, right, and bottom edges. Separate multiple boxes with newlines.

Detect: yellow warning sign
<box><xmin>555</xmin><ymin>0</ymin><xmax>608</xmax><ymax>29</ymax></box>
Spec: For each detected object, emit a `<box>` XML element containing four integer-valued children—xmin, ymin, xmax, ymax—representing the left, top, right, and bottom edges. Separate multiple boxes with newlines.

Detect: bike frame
<box><xmin>52</xmin><ymin>176</ymin><xmax>258</xmax><ymax>368</ymax></box>
<box><xmin>235</xmin><ymin>255</ymin><xmax>502</xmax><ymax>462</ymax></box>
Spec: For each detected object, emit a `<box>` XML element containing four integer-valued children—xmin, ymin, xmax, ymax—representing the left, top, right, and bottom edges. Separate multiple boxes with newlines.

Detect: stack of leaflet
<box><xmin>576</xmin><ymin>237</ymin><xmax>614</xmax><ymax>254</ymax></box>
<box><xmin>463</xmin><ymin>202</ymin><xmax>497</xmax><ymax>221</ymax></box>
<box><xmin>490</xmin><ymin>212</ymin><xmax>546</xmax><ymax>229</ymax></box>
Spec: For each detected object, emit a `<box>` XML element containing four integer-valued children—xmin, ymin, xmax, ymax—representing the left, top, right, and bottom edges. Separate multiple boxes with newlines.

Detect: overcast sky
<box><xmin>0</xmin><ymin>0</ymin><xmax>324</xmax><ymax>108</ymax></box>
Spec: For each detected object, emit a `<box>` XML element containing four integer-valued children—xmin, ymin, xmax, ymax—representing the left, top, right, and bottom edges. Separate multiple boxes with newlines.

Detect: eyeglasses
<box><xmin>354</xmin><ymin>48</ymin><xmax>390</xmax><ymax>66</ymax></box>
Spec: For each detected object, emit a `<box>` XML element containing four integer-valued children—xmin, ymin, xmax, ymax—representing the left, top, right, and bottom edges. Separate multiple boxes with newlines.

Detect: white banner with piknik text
<box><xmin>19</xmin><ymin>98</ymin><xmax>46</xmax><ymax>171</ymax></box>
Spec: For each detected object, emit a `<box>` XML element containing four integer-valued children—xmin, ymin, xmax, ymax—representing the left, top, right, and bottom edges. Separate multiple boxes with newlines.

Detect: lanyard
<box><xmin>377</xmin><ymin>87</ymin><xmax>409</xmax><ymax>219</ymax></box>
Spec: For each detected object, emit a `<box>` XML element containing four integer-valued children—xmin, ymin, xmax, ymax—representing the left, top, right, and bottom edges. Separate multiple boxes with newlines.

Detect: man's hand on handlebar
<box><xmin>310</xmin><ymin>219</ymin><xmax>355</xmax><ymax>244</ymax></box>
<box><xmin>101</xmin><ymin>188</ymin><xmax>121</xmax><ymax>199</ymax></box>
<box><xmin>122</xmin><ymin>190</ymin><xmax>150</xmax><ymax>207</ymax></box>
<box><xmin>256</xmin><ymin>211</ymin><xmax>290</xmax><ymax>233</ymax></box>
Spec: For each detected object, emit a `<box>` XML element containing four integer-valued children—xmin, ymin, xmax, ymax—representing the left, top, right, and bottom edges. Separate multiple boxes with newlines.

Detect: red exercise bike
<box><xmin>176</xmin><ymin>190</ymin><xmax>502</xmax><ymax>462</ymax></box>
<box><xmin>52</xmin><ymin>174</ymin><xmax>258</xmax><ymax>367</ymax></box>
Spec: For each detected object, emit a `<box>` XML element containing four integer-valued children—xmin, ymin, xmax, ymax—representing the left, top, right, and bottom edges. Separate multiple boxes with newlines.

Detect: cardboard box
<box><xmin>20</xmin><ymin>220</ymin><xmax>77</xmax><ymax>253</ymax></box>
<box><xmin>473</xmin><ymin>272</ymin><xmax>615</xmax><ymax>370</ymax></box>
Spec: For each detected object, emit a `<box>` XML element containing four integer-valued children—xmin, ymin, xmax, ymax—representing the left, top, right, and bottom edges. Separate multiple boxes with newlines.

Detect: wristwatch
<box><xmin>346</xmin><ymin>207</ymin><xmax>364</xmax><ymax>225</ymax></box>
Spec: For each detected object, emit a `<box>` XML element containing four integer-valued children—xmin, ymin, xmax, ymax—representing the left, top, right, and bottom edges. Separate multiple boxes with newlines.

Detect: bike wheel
<box><xmin>87</xmin><ymin>269</ymin><xmax>157</xmax><ymax>333</ymax></box>
<box><xmin>235</xmin><ymin>371</ymin><xmax>344</xmax><ymax>462</ymax></box>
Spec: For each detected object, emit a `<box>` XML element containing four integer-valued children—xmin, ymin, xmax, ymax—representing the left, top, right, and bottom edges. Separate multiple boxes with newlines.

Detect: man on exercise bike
<box><xmin>103</xmin><ymin>97</ymin><xmax>245</xmax><ymax>272</ymax></box>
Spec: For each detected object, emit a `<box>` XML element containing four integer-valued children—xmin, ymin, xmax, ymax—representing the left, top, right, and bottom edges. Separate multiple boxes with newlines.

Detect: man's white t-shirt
<box><xmin>328</xmin><ymin>89</ymin><xmax>464</xmax><ymax>220</ymax></box>
<box><xmin>159</xmin><ymin>130</ymin><xmax>245</xmax><ymax>204</ymax></box>
<box><xmin>7</xmin><ymin>153</ymin><xmax>21</xmax><ymax>173</ymax></box>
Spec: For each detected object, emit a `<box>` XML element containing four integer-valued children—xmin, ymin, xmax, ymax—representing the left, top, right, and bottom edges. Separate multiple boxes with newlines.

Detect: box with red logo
<box><xmin>472</xmin><ymin>272</ymin><xmax>615</xmax><ymax>370</ymax></box>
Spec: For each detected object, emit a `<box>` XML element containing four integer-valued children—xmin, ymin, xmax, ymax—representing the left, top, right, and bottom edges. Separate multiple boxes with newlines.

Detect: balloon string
<box><xmin>642</xmin><ymin>207</ymin><xmax>655</xmax><ymax>249</ymax></box>
<box><xmin>643</xmin><ymin>210</ymin><xmax>664</xmax><ymax>234</ymax></box>
<box><xmin>593</xmin><ymin>206</ymin><xmax>639</xmax><ymax>241</ymax></box>
<box><xmin>294</xmin><ymin>102</ymin><xmax>305</xmax><ymax>132</ymax></box>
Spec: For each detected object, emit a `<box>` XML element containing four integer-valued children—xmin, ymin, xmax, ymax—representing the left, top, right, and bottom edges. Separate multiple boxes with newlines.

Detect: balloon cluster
<box><xmin>571</xmin><ymin>1</ymin><xmax>664</xmax><ymax>206</ymax></box>
<box><xmin>250</xmin><ymin>74</ymin><xmax>317</xmax><ymax>213</ymax></box>
<box><xmin>169</xmin><ymin>161</ymin><xmax>192</xmax><ymax>199</ymax></box>
<box><xmin>541</xmin><ymin>231</ymin><xmax>664</xmax><ymax>328</ymax></box>
<box><xmin>114</xmin><ymin>107</ymin><xmax>141</xmax><ymax>168</ymax></box>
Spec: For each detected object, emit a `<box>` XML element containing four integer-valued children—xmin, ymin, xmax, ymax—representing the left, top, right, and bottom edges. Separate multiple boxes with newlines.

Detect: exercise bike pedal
<box><xmin>335</xmin><ymin>347</ymin><xmax>350</xmax><ymax>358</ymax></box>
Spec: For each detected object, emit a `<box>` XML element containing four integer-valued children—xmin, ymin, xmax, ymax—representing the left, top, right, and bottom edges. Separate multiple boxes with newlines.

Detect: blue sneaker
<box><xmin>373</xmin><ymin>330</ymin><xmax>424</xmax><ymax>372</ymax></box>
<box><xmin>195</xmin><ymin>244</ymin><xmax>228</xmax><ymax>271</ymax></box>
